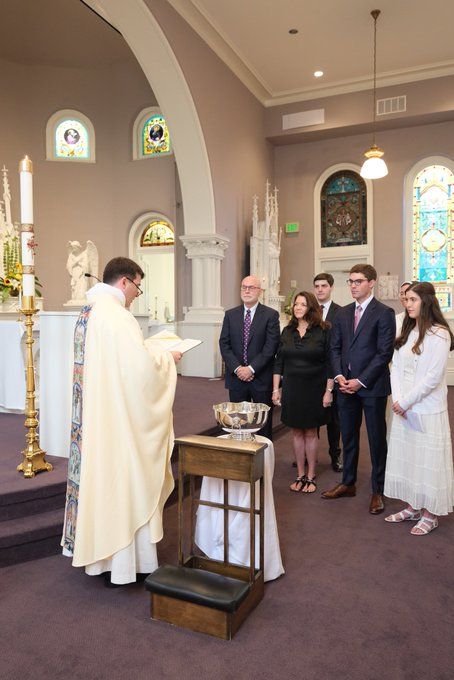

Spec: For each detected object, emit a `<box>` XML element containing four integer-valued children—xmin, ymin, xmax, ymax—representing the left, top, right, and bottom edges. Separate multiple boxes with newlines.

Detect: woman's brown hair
<box><xmin>395</xmin><ymin>281</ymin><xmax>454</xmax><ymax>354</ymax></box>
<box><xmin>288</xmin><ymin>291</ymin><xmax>329</xmax><ymax>331</ymax></box>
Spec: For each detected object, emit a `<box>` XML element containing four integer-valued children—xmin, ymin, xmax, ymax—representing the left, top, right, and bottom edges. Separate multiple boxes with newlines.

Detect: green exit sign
<box><xmin>285</xmin><ymin>222</ymin><xmax>299</xmax><ymax>234</ymax></box>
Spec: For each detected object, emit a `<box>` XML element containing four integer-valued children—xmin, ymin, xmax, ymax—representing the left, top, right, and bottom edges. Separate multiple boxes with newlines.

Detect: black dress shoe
<box><xmin>330</xmin><ymin>454</ymin><xmax>343</xmax><ymax>472</ymax></box>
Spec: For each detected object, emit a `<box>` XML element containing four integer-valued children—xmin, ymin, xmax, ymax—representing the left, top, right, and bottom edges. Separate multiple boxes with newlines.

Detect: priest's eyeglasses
<box><xmin>241</xmin><ymin>285</ymin><xmax>260</xmax><ymax>291</ymax></box>
<box><xmin>126</xmin><ymin>277</ymin><xmax>144</xmax><ymax>296</ymax></box>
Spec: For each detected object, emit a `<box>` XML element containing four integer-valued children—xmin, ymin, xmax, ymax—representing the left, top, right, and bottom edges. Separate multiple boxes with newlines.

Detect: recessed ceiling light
<box><xmin>314</xmin><ymin>70</ymin><xmax>324</xmax><ymax>78</ymax></box>
<box><xmin>288</xmin><ymin>28</ymin><xmax>298</xmax><ymax>34</ymax></box>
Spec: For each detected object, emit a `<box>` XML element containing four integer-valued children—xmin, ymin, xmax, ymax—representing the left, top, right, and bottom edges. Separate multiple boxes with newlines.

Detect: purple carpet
<box><xmin>0</xmin><ymin>386</ymin><xmax>453</xmax><ymax>678</ymax></box>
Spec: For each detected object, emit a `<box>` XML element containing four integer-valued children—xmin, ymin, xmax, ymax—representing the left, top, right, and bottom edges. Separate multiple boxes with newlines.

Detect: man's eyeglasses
<box><xmin>346</xmin><ymin>278</ymin><xmax>368</xmax><ymax>287</ymax></box>
<box><xmin>126</xmin><ymin>277</ymin><xmax>143</xmax><ymax>296</ymax></box>
<box><xmin>241</xmin><ymin>285</ymin><xmax>260</xmax><ymax>292</ymax></box>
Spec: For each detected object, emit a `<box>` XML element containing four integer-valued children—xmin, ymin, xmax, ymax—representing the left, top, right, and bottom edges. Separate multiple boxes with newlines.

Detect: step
<box><xmin>0</xmin><ymin>507</ymin><xmax>64</xmax><ymax>568</ymax></box>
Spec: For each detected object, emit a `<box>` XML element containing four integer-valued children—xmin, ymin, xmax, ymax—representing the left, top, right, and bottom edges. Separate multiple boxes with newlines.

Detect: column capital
<box><xmin>179</xmin><ymin>233</ymin><xmax>229</xmax><ymax>260</ymax></box>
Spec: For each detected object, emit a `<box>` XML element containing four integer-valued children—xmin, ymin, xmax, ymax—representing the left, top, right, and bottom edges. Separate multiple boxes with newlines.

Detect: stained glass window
<box><xmin>55</xmin><ymin>119</ymin><xmax>89</xmax><ymax>159</ymax></box>
<box><xmin>141</xmin><ymin>220</ymin><xmax>174</xmax><ymax>247</ymax></box>
<box><xmin>142</xmin><ymin>114</ymin><xmax>171</xmax><ymax>156</ymax></box>
<box><xmin>412</xmin><ymin>164</ymin><xmax>454</xmax><ymax>312</ymax></box>
<box><xmin>320</xmin><ymin>171</ymin><xmax>367</xmax><ymax>247</ymax></box>
<box><xmin>412</xmin><ymin>165</ymin><xmax>454</xmax><ymax>282</ymax></box>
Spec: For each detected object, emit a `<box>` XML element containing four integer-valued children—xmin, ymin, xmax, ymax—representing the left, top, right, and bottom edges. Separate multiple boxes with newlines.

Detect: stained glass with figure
<box><xmin>141</xmin><ymin>221</ymin><xmax>174</xmax><ymax>247</ymax></box>
<box><xmin>55</xmin><ymin>119</ymin><xmax>89</xmax><ymax>159</ymax></box>
<box><xmin>142</xmin><ymin>115</ymin><xmax>171</xmax><ymax>156</ymax></box>
<box><xmin>412</xmin><ymin>165</ymin><xmax>454</xmax><ymax>283</ymax></box>
<box><xmin>321</xmin><ymin>171</ymin><xmax>367</xmax><ymax>247</ymax></box>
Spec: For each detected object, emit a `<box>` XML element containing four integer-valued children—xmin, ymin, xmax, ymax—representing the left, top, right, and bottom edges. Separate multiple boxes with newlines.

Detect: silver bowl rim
<box><xmin>213</xmin><ymin>401</ymin><xmax>270</xmax><ymax>413</ymax></box>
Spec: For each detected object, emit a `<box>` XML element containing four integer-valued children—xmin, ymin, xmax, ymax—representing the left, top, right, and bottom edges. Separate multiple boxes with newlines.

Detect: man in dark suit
<box><xmin>321</xmin><ymin>264</ymin><xmax>395</xmax><ymax>514</ymax></box>
<box><xmin>313</xmin><ymin>272</ymin><xmax>342</xmax><ymax>472</ymax></box>
<box><xmin>219</xmin><ymin>275</ymin><xmax>280</xmax><ymax>440</ymax></box>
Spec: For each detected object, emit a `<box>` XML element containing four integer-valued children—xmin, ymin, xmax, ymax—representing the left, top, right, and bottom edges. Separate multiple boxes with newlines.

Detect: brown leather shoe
<box><xmin>321</xmin><ymin>483</ymin><xmax>356</xmax><ymax>499</ymax></box>
<box><xmin>369</xmin><ymin>493</ymin><xmax>385</xmax><ymax>514</ymax></box>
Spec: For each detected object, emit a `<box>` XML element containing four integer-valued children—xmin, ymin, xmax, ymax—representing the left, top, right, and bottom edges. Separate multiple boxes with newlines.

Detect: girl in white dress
<box><xmin>384</xmin><ymin>282</ymin><xmax>454</xmax><ymax>535</ymax></box>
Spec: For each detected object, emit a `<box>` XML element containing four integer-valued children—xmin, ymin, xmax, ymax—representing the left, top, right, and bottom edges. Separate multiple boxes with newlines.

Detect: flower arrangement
<box><xmin>0</xmin><ymin>231</ymin><xmax>42</xmax><ymax>302</ymax></box>
<box><xmin>283</xmin><ymin>287</ymin><xmax>296</xmax><ymax>316</ymax></box>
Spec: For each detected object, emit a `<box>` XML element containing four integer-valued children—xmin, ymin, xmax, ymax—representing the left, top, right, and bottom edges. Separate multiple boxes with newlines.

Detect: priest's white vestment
<box><xmin>62</xmin><ymin>283</ymin><xmax>176</xmax><ymax>583</ymax></box>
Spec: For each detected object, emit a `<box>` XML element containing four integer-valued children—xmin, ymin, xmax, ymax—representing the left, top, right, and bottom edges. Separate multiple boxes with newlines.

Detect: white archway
<box><xmin>84</xmin><ymin>0</ymin><xmax>228</xmax><ymax>377</ymax></box>
<box><xmin>314</xmin><ymin>163</ymin><xmax>374</xmax><ymax>306</ymax></box>
<box><xmin>86</xmin><ymin>0</ymin><xmax>215</xmax><ymax>235</ymax></box>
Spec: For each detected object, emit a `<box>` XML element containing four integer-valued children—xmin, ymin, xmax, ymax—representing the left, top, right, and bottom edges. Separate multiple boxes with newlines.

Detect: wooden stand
<box><xmin>146</xmin><ymin>434</ymin><xmax>266</xmax><ymax>639</ymax></box>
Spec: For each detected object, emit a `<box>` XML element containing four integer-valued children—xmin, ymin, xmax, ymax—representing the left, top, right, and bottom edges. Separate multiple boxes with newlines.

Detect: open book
<box><xmin>147</xmin><ymin>329</ymin><xmax>202</xmax><ymax>354</ymax></box>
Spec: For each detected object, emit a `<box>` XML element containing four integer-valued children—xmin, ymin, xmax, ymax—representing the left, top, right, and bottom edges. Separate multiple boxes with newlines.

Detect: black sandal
<box><xmin>290</xmin><ymin>475</ymin><xmax>306</xmax><ymax>492</ymax></box>
<box><xmin>302</xmin><ymin>477</ymin><xmax>317</xmax><ymax>494</ymax></box>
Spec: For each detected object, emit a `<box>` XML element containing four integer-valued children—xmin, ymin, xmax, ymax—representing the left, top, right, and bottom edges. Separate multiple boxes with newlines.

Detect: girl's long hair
<box><xmin>287</xmin><ymin>291</ymin><xmax>329</xmax><ymax>331</ymax></box>
<box><xmin>395</xmin><ymin>281</ymin><xmax>454</xmax><ymax>354</ymax></box>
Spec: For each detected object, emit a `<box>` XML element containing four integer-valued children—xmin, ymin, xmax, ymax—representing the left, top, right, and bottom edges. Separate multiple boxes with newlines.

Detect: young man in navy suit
<box><xmin>219</xmin><ymin>275</ymin><xmax>280</xmax><ymax>440</ymax></box>
<box><xmin>313</xmin><ymin>272</ymin><xmax>343</xmax><ymax>472</ymax></box>
<box><xmin>321</xmin><ymin>264</ymin><xmax>396</xmax><ymax>514</ymax></box>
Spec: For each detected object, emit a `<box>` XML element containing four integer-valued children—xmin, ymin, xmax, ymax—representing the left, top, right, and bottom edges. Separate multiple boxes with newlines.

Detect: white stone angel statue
<box><xmin>66</xmin><ymin>240</ymin><xmax>98</xmax><ymax>303</ymax></box>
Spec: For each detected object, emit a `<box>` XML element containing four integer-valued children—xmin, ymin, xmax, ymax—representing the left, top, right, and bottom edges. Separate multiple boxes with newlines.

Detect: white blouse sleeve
<box><xmin>399</xmin><ymin>329</ymin><xmax>450</xmax><ymax>411</ymax></box>
<box><xmin>390</xmin><ymin>348</ymin><xmax>402</xmax><ymax>403</ymax></box>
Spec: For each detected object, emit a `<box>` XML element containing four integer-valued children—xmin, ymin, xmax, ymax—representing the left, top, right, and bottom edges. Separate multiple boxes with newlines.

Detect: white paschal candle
<box><xmin>19</xmin><ymin>156</ymin><xmax>35</xmax><ymax>296</ymax></box>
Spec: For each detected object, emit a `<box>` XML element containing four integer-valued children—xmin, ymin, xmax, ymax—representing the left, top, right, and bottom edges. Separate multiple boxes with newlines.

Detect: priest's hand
<box><xmin>171</xmin><ymin>351</ymin><xmax>182</xmax><ymax>364</ymax></box>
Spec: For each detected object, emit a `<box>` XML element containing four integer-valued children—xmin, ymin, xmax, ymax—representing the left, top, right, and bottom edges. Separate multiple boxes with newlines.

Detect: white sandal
<box><xmin>410</xmin><ymin>516</ymin><xmax>438</xmax><ymax>535</ymax></box>
<box><xmin>384</xmin><ymin>508</ymin><xmax>421</xmax><ymax>523</ymax></box>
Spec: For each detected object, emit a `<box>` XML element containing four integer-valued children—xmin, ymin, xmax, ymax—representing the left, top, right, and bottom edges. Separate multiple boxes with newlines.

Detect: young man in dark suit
<box><xmin>321</xmin><ymin>264</ymin><xmax>396</xmax><ymax>514</ymax></box>
<box><xmin>313</xmin><ymin>272</ymin><xmax>343</xmax><ymax>472</ymax></box>
<box><xmin>219</xmin><ymin>275</ymin><xmax>280</xmax><ymax>440</ymax></box>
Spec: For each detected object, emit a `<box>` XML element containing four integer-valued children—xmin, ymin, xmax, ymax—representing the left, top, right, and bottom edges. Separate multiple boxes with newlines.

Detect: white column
<box><xmin>179</xmin><ymin>234</ymin><xmax>229</xmax><ymax>378</ymax></box>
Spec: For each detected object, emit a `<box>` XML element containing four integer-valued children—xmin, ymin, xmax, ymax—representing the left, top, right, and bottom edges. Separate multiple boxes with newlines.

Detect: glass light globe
<box><xmin>360</xmin><ymin>145</ymin><xmax>388</xmax><ymax>179</ymax></box>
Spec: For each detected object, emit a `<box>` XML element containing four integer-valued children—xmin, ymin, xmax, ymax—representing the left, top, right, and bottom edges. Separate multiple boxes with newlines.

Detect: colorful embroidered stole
<box><xmin>62</xmin><ymin>305</ymin><xmax>92</xmax><ymax>555</ymax></box>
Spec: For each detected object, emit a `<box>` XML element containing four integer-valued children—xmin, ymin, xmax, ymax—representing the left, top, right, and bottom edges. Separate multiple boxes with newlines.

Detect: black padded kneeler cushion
<box><xmin>145</xmin><ymin>565</ymin><xmax>251</xmax><ymax>613</ymax></box>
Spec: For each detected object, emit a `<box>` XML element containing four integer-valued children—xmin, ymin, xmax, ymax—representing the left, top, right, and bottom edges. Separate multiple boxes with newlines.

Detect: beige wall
<box><xmin>145</xmin><ymin>0</ymin><xmax>273</xmax><ymax>309</ymax></box>
<box><xmin>266</xmin><ymin>75</ymin><xmax>454</xmax><ymax>145</ymax></box>
<box><xmin>0</xmin><ymin>54</ymin><xmax>177</xmax><ymax>310</ymax></box>
<box><xmin>275</xmin><ymin>120</ymin><xmax>454</xmax><ymax>310</ymax></box>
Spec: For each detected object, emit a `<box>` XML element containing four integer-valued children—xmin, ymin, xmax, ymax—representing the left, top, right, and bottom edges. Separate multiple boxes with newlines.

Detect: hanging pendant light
<box><xmin>360</xmin><ymin>9</ymin><xmax>388</xmax><ymax>180</ymax></box>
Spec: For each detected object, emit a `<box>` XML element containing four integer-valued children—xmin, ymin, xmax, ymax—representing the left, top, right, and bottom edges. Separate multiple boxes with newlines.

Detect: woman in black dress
<box><xmin>272</xmin><ymin>292</ymin><xmax>333</xmax><ymax>493</ymax></box>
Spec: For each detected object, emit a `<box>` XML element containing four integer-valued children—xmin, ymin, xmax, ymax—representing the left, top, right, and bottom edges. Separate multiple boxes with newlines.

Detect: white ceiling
<box><xmin>168</xmin><ymin>0</ymin><xmax>454</xmax><ymax>106</ymax></box>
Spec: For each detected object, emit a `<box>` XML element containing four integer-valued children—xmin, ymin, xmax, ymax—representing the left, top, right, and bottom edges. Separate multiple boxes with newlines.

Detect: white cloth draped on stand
<box><xmin>194</xmin><ymin>435</ymin><xmax>284</xmax><ymax>582</ymax></box>
<box><xmin>0</xmin><ymin>320</ymin><xmax>26</xmax><ymax>411</ymax></box>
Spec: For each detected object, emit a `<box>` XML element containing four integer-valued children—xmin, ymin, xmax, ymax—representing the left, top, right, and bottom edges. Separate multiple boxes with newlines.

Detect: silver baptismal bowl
<box><xmin>213</xmin><ymin>401</ymin><xmax>270</xmax><ymax>441</ymax></box>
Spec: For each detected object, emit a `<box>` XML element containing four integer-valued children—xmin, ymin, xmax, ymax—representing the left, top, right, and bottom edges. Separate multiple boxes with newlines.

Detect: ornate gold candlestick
<box><xmin>17</xmin><ymin>294</ymin><xmax>53</xmax><ymax>477</ymax></box>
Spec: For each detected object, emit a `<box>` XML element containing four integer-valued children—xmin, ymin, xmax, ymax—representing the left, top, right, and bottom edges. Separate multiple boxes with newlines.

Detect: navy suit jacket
<box><xmin>219</xmin><ymin>303</ymin><xmax>280</xmax><ymax>391</ymax></box>
<box><xmin>330</xmin><ymin>297</ymin><xmax>396</xmax><ymax>397</ymax></box>
<box><xmin>325</xmin><ymin>301</ymin><xmax>341</xmax><ymax>326</ymax></box>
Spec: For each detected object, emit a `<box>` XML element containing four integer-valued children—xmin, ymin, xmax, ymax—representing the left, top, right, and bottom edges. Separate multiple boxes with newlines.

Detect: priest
<box><xmin>62</xmin><ymin>257</ymin><xmax>181</xmax><ymax>585</ymax></box>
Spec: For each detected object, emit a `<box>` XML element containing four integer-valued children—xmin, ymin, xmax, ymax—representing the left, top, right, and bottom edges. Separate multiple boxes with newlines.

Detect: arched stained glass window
<box><xmin>142</xmin><ymin>114</ymin><xmax>171</xmax><ymax>156</ymax></box>
<box><xmin>320</xmin><ymin>170</ymin><xmax>367</xmax><ymax>247</ymax></box>
<box><xmin>55</xmin><ymin>119</ymin><xmax>89</xmax><ymax>159</ymax></box>
<box><xmin>140</xmin><ymin>220</ymin><xmax>174</xmax><ymax>247</ymax></box>
<box><xmin>412</xmin><ymin>165</ymin><xmax>454</xmax><ymax>282</ymax></box>
<box><xmin>46</xmin><ymin>109</ymin><xmax>95</xmax><ymax>162</ymax></box>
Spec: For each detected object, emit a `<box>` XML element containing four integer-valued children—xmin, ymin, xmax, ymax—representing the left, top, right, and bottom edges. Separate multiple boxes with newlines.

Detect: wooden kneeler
<box><xmin>145</xmin><ymin>435</ymin><xmax>267</xmax><ymax>639</ymax></box>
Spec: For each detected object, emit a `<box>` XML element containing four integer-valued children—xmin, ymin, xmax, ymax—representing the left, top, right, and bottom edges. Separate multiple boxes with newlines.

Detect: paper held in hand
<box><xmin>148</xmin><ymin>330</ymin><xmax>202</xmax><ymax>354</ymax></box>
<box><xmin>403</xmin><ymin>410</ymin><xmax>425</xmax><ymax>433</ymax></box>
